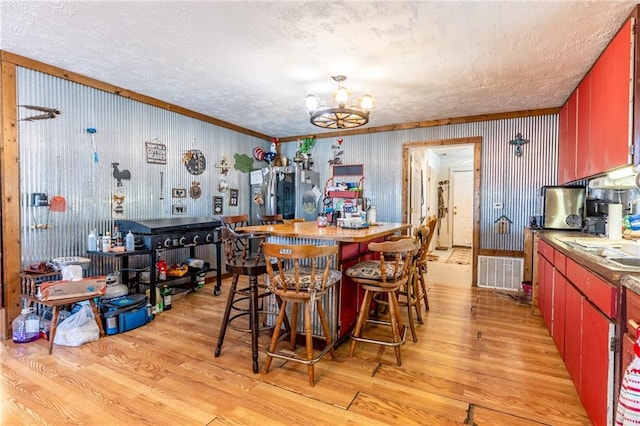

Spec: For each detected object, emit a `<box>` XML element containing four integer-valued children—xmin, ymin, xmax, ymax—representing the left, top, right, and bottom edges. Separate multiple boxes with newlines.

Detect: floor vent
<box><xmin>477</xmin><ymin>256</ymin><xmax>523</xmax><ymax>291</ymax></box>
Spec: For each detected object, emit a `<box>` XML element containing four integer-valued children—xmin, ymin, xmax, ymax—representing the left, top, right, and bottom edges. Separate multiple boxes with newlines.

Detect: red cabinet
<box><xmin>536</xmin><ymin>245</ymin><xmax>617</xmax><ymax>425</ymax></box>
<box><xmin>576</xmin><ymin>74</ymin><xmax>591</xmax><ymax>179</ymax></box>
<box><xmin>591</xmin><ymin>19</ymin><xmax>633</xmax><ymax>173</ymax></box>
<box><xmin>558</xmin><ymin>17</ymin><xmax>633</xmax><ymax>181</ymax></box>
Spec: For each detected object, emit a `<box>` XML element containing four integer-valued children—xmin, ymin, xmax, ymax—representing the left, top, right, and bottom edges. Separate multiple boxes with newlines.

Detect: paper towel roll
<box><xmin>608</xmin><ymin>203</ymin><xmax>623</xmax><ymax>240</ymax></box>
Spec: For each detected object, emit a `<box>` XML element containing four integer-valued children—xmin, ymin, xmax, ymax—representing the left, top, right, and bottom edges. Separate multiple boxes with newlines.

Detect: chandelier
<box><xmin>305</xmin><ymin>75</ymin><xmax>374</xmax><ymax>129</ymax></box>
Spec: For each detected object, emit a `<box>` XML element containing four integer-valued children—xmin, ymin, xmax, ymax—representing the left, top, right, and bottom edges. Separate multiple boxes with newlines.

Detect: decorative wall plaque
<box><xmin>213</xmin><ymin>196</ymin><xmax>224</xmax><ymax>215</ymax></box>
<box><xmin>145</xmin><ymin>141</ymin><xmax>167</xmax><ymax>164</ymax></box>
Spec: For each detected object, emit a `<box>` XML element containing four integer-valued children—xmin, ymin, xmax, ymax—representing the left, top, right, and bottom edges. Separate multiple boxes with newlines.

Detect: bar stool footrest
<box><xmin>350</xmin><ymin>322</ymin><xmax>407</xmax><ymax>347</ymax></box>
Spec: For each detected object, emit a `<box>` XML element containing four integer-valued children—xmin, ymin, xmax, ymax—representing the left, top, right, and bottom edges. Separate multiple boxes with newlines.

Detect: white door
<box><xmin>409</xmin><ymin>154</ymin><xmax>423</xmax><ymax>229</ymax></box>
<box><xmin>452</xmin><ymin>170</ymin><xmax>473</xmax><ymax>247</ymax></box>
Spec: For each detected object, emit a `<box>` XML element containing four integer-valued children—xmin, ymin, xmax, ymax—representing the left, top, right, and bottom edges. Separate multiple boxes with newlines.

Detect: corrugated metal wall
<box><xmin>17</xmin><ymin>67</ymin><xmax>267</xmax><ymax>274</ymax></box>
<box><xmin>17</xmin><ymin>66</ymin><xmax>560</xmax><ymax>272</ymax></box>
<box><xmin>282</xmin><ymin>115</ymin><xmax>559</xmax><ymax>252</ymax></box>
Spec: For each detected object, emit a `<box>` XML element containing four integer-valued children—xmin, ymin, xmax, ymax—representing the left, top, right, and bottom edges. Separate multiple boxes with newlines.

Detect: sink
<box><xmin>607</xmin><ymin>257</ymin><xmax>640</xmax><ymax>268</ymax></box>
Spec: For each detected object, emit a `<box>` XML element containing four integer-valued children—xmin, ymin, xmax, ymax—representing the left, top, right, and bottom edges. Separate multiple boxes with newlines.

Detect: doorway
<box><xmin>402</xmin><ymin>137</ymin><xmax>481</xmax><ymax>286</ymax></box>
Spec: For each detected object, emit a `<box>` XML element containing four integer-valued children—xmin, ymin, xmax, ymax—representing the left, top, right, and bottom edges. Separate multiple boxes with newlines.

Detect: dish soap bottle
<box><xmin>125</xmin><ymin>230</ymin><xmax>135</xmax><ymax>251</ymax></box>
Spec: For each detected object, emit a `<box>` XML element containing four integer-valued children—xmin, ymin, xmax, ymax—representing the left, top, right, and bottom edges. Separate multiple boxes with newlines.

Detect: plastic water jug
<box><xmin>12</xmin><ymin>307</ymin><xmax>40</xmax><ymax>343</ymax></box>
<box><xmin>125</xmin><ymin>230</ymin><xmax>135</xmax><ymax>251</ymax></box>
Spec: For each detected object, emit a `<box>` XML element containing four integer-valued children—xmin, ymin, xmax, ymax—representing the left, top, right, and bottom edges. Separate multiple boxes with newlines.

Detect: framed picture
<box><xmin>229</xmin><ymin>188</ymin><xmax>238</xmax><ymax>206</ymax></box>
<box><xmin>213</xmin><ymin>196</ymin><xmax>224</xmax><ymax>215</ymax></box>
<box><xmin>172</xmin><ymin>188</ymin><xmax>187</xmax><ymax>198</ymax></box>
<box><xmin>172</xmin><ymin>204</ymin><xmax>187</xmax><ymax>215</ymax></box>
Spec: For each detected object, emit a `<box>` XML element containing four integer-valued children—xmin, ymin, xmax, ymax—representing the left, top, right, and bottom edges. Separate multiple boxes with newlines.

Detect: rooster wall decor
<box><xmin>111</xmin><ymin>162</ymin><xmax>131</xmax><ymax>186</ymax></box>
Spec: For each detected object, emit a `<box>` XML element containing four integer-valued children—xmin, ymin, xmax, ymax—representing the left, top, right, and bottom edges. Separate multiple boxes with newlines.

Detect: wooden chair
<box><xmin>215</xmin><ymin>227</ymin><xmax>281</xmax><ymax>373</ymax></box>
<box><xmin>345</xmin><ymin>237</ymin><xmax>417</xmax><ymax>366</ymax></box>
<box><xmin>257</xmin><ymin>213</ymin><xmax>284</xmax><ymax>225</ymax></box>
<box><xmin>263</xmin><ymin>243</ymin><xmax>340</xmax><ymax>386</ymax></box>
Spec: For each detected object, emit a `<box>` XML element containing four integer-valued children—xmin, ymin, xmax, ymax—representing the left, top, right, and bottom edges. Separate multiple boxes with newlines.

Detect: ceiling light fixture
<box><xmin>305</xmin><ymin>75</ymin><xmax>374</xmax><ymax>129</ymax></box>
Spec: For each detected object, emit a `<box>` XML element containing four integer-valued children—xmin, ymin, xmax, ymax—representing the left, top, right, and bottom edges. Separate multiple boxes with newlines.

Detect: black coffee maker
<box><xmin>584</xmin><ymin>199</ymin><xmax>608</xmax><ymax>235</ymax></box>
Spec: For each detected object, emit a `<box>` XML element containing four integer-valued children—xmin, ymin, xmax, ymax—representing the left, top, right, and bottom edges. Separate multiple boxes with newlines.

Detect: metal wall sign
<box><xmin>145</xmin><ymin>141</ymin><xmax>167</xmax><ymax>164</ymax></box>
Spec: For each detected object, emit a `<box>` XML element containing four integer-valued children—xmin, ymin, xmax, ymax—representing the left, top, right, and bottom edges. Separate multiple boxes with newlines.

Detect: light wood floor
<box><xmin>1</xmin><ymin>277</ymin><xmax>590</xmax><ymax>425</ymax></box>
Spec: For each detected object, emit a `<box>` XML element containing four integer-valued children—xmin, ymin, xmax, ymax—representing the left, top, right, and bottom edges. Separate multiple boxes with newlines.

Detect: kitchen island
<box><xmin>237</xmin><ymin>221</ymin><xmax>411</xmax><ymax>340</ymax></box>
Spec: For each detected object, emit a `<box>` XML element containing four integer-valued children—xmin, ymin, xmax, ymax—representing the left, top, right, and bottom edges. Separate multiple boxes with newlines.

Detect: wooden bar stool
<box><xmin>345</xmin><ymin>237</ymin><xmax>417</xmax><ymax>366</ymax></box>
<box><xmin>263</xmin><ymin>243</ymin><xmax>340</xmax><ymax>386</ymax></box>
<box><xmin>215</xmin><ymin>226</ymin><xmax>279</xmax><ymax>373</ymax></box>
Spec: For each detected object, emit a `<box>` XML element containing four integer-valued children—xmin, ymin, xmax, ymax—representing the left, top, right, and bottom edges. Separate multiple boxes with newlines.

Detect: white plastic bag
<box><xmin>53</xmin><ymin>304</ymin><xmax>100</xmax><ymax>346</ymax></box>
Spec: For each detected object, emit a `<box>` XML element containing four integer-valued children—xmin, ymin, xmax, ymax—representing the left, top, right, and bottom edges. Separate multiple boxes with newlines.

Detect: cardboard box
<box><xmin>39</xmin><ymin>276</ymin><xmax>107</xmax><ymax>301</ymax></box>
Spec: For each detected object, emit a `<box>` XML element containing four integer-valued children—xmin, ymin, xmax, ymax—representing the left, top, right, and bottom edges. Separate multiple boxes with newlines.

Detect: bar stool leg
<box><xmin>264</xmin><ymin>301</ymin><xmax>288</xmax><ymax>373</ymax></box>
<box><xmin>215</xmin><ymin>274</ymin><xmax>239</xmax><ymax>357</ymax></box>
<box><xmin>316</xmin><ymin>301</ymin><xmax>335</xmax><ymax>359</ymax></box>
<box><xmin>304</xmin><ymin>302</ymin><xmax>314</xmax><ymax>386</ymax></box>
<box><xmin>349</xmin><ymin>288</ymin><xmax>373</xmax><ymax>357</ymax></box>
<box><xmin>249</xmin><ymin>275</ymin><xmax>260</xmax><ymax>374</ymax></box>
<box><xmin>388</xmin><ymin>291</ymin><xmax>402</xmax><ymax>366</ymax></box>
<box><xmin>290</xmin><ymin>303</ymin><xmax>299</xmax><ymax>350</ymax></box>
<box><xmin>419</xmin><ymin>266</ymin><xmax>430</xmax><ymax>311</ymax></box>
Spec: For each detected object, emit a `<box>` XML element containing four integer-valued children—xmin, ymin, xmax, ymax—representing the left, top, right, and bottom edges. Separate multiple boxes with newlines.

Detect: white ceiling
<box><xmin>1</xmin><ymin>1</ymin><xmax>637</xmax><ymax>140</ymax></box>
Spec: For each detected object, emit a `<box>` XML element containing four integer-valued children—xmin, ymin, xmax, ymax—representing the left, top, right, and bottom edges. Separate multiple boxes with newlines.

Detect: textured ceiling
<box><xmin>0</xmin><ymin>1</ymin><xmax>637</xmax><ymax>139</ymax></box>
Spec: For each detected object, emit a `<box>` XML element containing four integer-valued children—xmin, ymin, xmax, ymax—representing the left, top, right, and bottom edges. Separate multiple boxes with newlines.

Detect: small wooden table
<box><xmin>21</xmin><ymin>272</ymin><xmax>105</xmax><ymax>354</ymax></box>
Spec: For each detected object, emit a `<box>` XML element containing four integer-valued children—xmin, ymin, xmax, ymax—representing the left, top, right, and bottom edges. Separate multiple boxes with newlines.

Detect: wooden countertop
<box><xmin>237</xmin><ymin>221</ymin><xmax>411</xmax><ymax>243</ymax></box>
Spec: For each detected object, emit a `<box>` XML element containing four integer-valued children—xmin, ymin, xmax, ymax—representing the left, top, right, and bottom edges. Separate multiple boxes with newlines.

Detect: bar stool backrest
<box><xmin>219</xmin><ymin>227</ymin><xmax>266</xmax><ymax>268</ymax></box>
<box><xmin>257</xmin><ymin>213</ymin><xmax>284</xmax><ymax>225</ymax></box>
<box><xmin>263</xmin><ymin>243</ymin><xmax>338</xmax><ymax>295</ymax></box>
<box><xmin>367</xmin><ymin>238</ymin><xmax>418</xmax><ymax>285</ymax></box>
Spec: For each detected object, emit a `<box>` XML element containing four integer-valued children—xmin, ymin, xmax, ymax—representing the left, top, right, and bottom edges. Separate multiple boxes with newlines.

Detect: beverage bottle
<box><xmin>87</xmin><ymin>229</ymin><xmax>97</xmax><ymax>251</ymax></box>
<box><xmin>125</xmin><ymin>230</ymin><xmax>135</xmax><ymax>251</ymax></box>
<box><xmin>162</xmin><ymin>285</ymin><xmax>172</xmax><ymax>311</ymax></box>
<box><xmin>12</xmin><ymin>307</ymin><xmax>40</xmax><ymax>343</ymax></box>
<box><xmin>102</xmin><ymin>231</ymin><xmax>111</xmax><ymax>252</ymax></box>
<box><xmin>114</xmin><ymin>225</ymin><xmax>123</xmax><ymax>247</ymax></box>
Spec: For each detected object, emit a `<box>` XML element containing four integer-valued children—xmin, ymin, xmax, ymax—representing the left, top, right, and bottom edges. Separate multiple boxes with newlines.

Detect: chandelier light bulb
<box><xmin>335</xmin><ymin>86</ymin><xmax>349</xmax><ymax>107</ymax></box>
<box><xmin>360</xmin><ymin>94</ymin><xmax>374</xmax><ymax>112</ymax></box>
<box><xmin>305</xmin><ymin>94</ymin><xmax>319</xmax><ymax>112</ymax></box>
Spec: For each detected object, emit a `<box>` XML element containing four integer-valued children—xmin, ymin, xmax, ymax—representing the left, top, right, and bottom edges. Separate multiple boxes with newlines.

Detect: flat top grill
<box><xmin>116</xmin><ymin>217</ymin><xmax>221</xmax><ymax>235</ymax></box>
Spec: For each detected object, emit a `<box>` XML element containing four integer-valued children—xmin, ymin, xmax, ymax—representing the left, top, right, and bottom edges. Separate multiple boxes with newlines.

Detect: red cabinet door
<box><xmin>590</xmin><ymin>18</ymin><xmax>633</xmax><ymax>173</ymax></box>
<box><xmin>540</xmin><ymin>256</ymin><xmax>554</xmax><ymax>332</ymax></box>
<box><xmin>580</xmin><ymin>299</ymin><xmax>614</xmax><ymax>426</ymax></box>
<box><xmin>576</xmin><ymin>74</ymin><xmax>592</xmax><ymax>179</ymax></box>
<box><xmin>564</xmin><ymin>282</ymin><xmax>583</xmax><ymax>393</ymax></box>
<box><xmin>552</xmin><ymin>269</ymin><xmax>566</xmax><ymax>358</ymax></box>
<box><xmin>566</xmin><ymin>92</ymin><xmax>578</xmax><ymax>182</ymax></box>
<box><xmin>558</xmin><ymin>101</ymin><xmax>571</xmax><ymax>184</ymax></box>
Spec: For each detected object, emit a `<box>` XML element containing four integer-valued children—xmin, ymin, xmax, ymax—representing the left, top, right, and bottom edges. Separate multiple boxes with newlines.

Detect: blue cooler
<box><xmin>100</xmin><ymin>294</ymin><xmax>152</xmax><ymax>335</ymax></box>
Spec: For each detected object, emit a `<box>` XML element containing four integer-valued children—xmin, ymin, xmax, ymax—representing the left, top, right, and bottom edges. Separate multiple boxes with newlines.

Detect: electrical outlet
<box><xmin>493</xmin><ymin>202</ymin><xmax>503</xmax><ymax>209</ymax></box>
